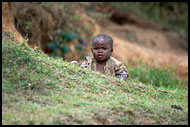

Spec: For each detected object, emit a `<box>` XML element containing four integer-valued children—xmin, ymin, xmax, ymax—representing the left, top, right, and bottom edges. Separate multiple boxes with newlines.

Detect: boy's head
<box><xmin>91</xmin><ymin>34</ymin><xmax>113</xmax><ymax>62</ymax></box>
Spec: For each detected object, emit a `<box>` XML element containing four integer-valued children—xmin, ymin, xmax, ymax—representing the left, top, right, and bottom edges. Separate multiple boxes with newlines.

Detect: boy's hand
<box><xmin>117</xmin><ymin>71</ymin><xmax>128</xmax><ymax>81</ymax></box>
<box><xmin>70</xmin><ymin>61</ymin><xmax>78</xmax><ymax>66</ymax></box>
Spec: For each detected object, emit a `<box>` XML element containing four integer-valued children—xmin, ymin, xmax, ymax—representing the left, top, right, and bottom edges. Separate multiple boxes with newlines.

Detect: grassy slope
<box><xmin>2</xmin><ymin>39</ymin><xmax>188</xmax><ymax>125</ymax></box>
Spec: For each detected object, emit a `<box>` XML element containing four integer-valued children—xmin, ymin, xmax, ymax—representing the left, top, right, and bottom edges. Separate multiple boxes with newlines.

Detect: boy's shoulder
<box><xmin>109</xmin><ymin>56</ymin><xmax>122</xmax><ymax>65</ymax></box>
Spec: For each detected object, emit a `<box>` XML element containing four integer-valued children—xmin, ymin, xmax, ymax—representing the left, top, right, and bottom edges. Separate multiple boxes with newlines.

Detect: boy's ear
<box><xmin>111</xmin><ymin>49</ymin><xmax>113</xmax><ymax>53</ymax></box>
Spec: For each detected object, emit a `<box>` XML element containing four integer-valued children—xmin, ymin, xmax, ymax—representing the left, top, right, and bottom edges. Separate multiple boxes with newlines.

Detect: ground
<box><xmin>2</xmin><ymin>40</ymin><xmax>188</xmax><ymax>125</ymax></box>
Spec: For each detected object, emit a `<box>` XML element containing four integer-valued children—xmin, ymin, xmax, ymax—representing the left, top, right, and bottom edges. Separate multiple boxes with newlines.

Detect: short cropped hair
<box><xmin>92</xmin><ymin>34</ymin><xmax>113</xmax><ymax>49</ymax></box>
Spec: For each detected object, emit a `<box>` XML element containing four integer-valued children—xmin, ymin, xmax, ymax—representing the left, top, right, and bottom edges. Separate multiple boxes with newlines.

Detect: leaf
<box><xmin>78</xmin><ymin>38</ymin><xmax>88</xmax><ymax>46</ymax></box>
<box><xmin>61</xmin><ymin>46</ymin><xmax>71</xmax><ymax>53</ymax></box>
<box><xmin>75</xmin><ymin>44</ymin><xmax>82</xmax><ymax>51</ymax></box>
<box><xmin>80</xmin><ymin>52</ymin><xmax>85</xmax><ymax>59</ymax></box>
<box><xmin>69</xmin><ymin>33</ymin><xmax>78</xmax><ymax>41</ymax></box>
<box><xmin>50</xmin><ymin>52</ymin><xmax>57</xmax><ymax>58</ymax></box>
<box><xmin>55</xmin><ymin>41</ymin><xmax>61</xmax><ymax>47</ymax></box>
<box><xmin>61</xmin><ymin>33</ymin><xmax>78</xmax><ymax>42</ymax></box>
<box><xmin>47</xmin><ymin>42</ymin><xmax>58</xmax><ymax>50</ymax></box>
<box><xmin>60</xmin><ymin>31</ymin><xmax>65</xmax><ymax>40</ymax></box>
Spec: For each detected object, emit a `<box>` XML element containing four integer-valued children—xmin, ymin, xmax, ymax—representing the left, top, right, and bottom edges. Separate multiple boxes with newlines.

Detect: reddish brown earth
<box><xmin>2</xmin><ymin>2</ymin><xmax>25</xmax><ymax>44</ymax></box>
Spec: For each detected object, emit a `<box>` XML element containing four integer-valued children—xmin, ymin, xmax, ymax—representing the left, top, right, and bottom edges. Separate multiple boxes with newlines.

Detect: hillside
<box><xmin>2</xmin><ymin>2</ymin><xmax>188</xmax><ymax>81</ymax></box>
<box><xmin>2</xmin><ymin>34</ymin><xmax>188</xmax><ymax>125</ymax></box>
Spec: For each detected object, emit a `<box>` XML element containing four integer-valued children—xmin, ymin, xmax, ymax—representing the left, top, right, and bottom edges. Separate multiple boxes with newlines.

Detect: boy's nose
<box><xmin>98</xmin><ymin>49</ymin><xmax>103</xmax><ymax>53</ymax></box>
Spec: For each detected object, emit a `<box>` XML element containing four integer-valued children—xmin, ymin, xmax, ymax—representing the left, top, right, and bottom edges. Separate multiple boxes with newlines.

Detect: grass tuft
<box><xmin>128</xmin><ymin>61</ymin><xmax>187</xmax><ymax>89</ymax></box>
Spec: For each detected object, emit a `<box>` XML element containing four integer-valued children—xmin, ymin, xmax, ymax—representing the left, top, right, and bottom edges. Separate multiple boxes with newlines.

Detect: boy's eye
<box><xmin>93</xmin><ymin>47</ymin><xmax>107</xmax><ymax>50</ymax></box>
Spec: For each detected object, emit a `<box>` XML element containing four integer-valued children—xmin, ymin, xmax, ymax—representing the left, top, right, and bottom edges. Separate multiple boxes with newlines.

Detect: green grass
<box><xmin>127</xmin><ymin>61</ymin><xmax>188</xmax><ymax>89</ymax></box>
<box><xmin>2</xmin><ymin>37</ymin><xmax>188</xmax><ymax>125</ymax></box>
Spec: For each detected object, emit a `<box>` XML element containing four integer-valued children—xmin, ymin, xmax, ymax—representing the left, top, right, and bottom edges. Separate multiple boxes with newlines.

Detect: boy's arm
<box><xmin>114</xmin><ymin>60</ymin><xmax>128</xmax><ymax>81</ymax></box>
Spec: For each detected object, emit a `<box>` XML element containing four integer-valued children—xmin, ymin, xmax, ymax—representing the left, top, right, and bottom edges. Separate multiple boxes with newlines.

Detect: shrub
<box><xmin>46</xmin><ymin>31</ymin><xmax>86</xmax><ymax>59</ymax></box>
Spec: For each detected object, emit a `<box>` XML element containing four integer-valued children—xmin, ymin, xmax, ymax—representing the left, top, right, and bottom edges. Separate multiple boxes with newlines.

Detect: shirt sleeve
<box><xmin>112</xmin><ymin>57</ymin><xmax>128</xmax><ymax>80</ymax></box>
<box><xmin>80</xmin><ymin>60</ymin><xmax>88</xmax><ymax>68</ymax></box>
<box><xmin>114</xmin><ymin>61</ymin><xmax>127</xmax><ymax>75</ymax></box>
<box><xmin>80</xmin><ymin>56</ymin><xmax>90</xmax><ymax>68</ymax></box>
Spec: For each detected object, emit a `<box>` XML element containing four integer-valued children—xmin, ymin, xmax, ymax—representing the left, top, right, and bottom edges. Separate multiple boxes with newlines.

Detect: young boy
<box><xmin>71</xmin><ymin>34</ymin><xmax>128</xmax><ymax>81</ymax></box>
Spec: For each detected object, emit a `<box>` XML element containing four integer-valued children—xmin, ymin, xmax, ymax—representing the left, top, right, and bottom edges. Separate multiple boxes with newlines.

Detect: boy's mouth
<box><xmin>97</xmin><ymin>54</ymin><xmax>103</xmax><ymax>58</ymax></box>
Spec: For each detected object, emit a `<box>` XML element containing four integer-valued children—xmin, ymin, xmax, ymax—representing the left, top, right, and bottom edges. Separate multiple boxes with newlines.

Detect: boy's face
<box><xmin>91</xmin><ymin>39</ymin><xmax>113</xmax><ymax>62</ymax></box>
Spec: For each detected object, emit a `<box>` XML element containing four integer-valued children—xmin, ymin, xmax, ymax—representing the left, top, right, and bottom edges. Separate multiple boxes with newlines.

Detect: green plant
<box><xmin>87</xmin><ymin>11</ymin><xmax>111</xmax><ymax>19</ymax></box>
<box><xmin>47</xmin><ymin>30</ymin><xmax>85</xmax><ymax>59</ymax></box>
<box><xmin>25</xmin><ymin>21</ymin><xmax>33</xmax><ymax>30</ymax></box>
<box><xmin>42</xmin><ymin>2</ymin><xmax>51</xmax><ymax>9</ymax></box>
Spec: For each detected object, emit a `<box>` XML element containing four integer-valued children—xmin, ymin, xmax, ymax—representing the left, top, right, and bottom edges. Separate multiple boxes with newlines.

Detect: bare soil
<box><xmin>2</xmin><ymin>2</ymin><xmax>24</xmax><ymax>43</ymax></box>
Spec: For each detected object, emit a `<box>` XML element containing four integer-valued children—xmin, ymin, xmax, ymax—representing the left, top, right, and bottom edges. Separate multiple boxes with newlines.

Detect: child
<box><xmin>71</xmin><ymin>34</ymin><xmax>128</xmax><ymax>81</ymax></box>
